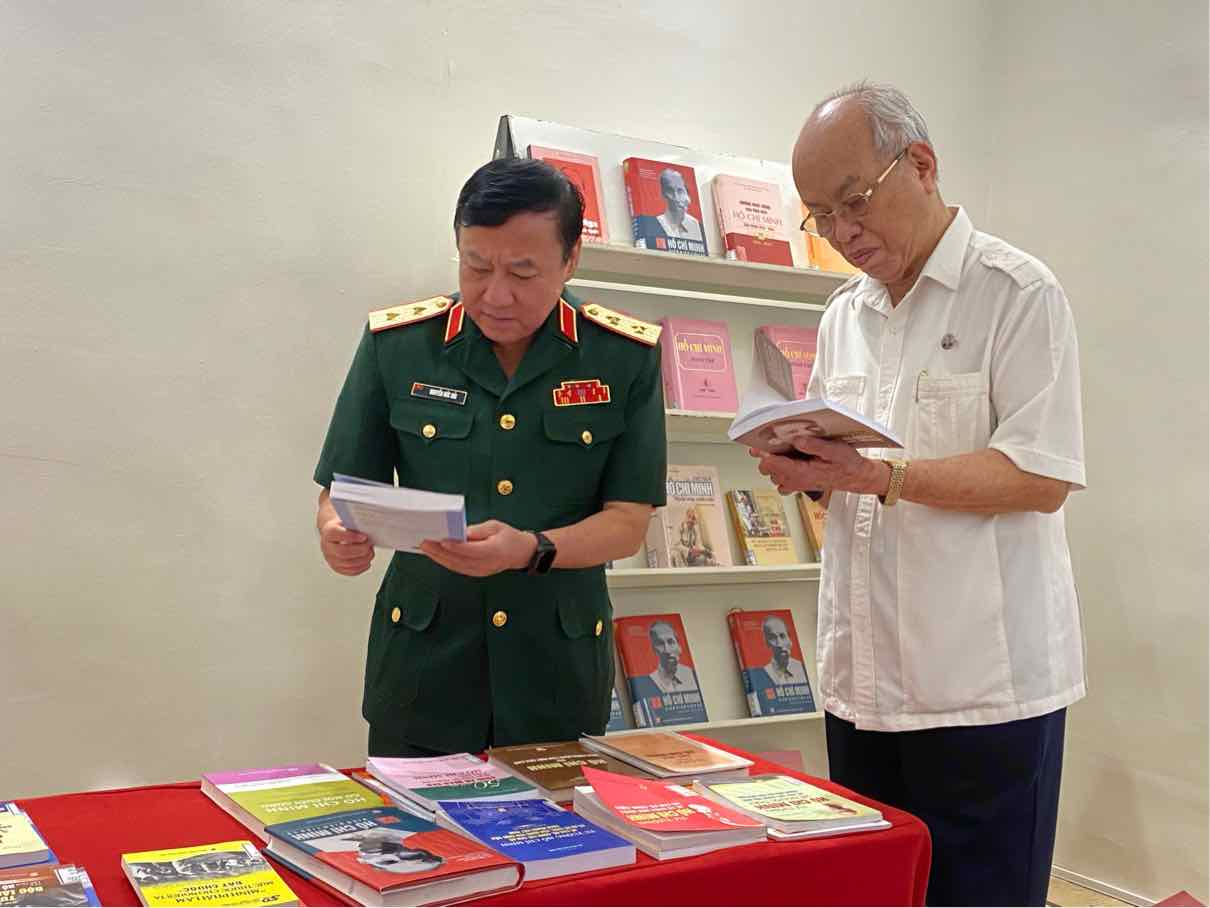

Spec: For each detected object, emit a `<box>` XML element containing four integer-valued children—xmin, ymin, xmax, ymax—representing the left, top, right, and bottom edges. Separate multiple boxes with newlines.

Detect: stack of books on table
<box><xmin>263</xmin><ymin>806</ymin><xmax>524</xmax><ymax>906</ymax></box>
<box><xmin>485</xmin><ymin>741</ymin><xmax>656</xmax><ymax>803</ymax></box>
<box><xmin>436</xmin><ymin>798</ymin><xmax>635</xmax><ymax>881</ymax></box>
<box><xmin>693</xmin><ymin>774</ymin><xmax>891</xmax><ymax>839</ymax></box>
<box><xmin>580</xmin><ymin>730</ymin><xmax>754</xmax><ymax>783</ymax></box>
<box><xmin>0</xmin><ymin>801</ymin><xmax>101</xmax><ymax>907</ymax></box>
<box><xmin>365</xmin><ymin>753</ymin><xmax>541</xmax><ymax>821</ymax></box>
<box><xmin>572</xmin><ymin>767</ymin><xmax>765</xmax><ymax>860</ymax></box>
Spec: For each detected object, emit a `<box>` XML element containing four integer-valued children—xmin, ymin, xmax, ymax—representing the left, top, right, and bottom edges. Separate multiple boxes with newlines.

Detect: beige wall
<box><xmin>1</xmin><ymin>0</ymin><xmax>1205</xmax><ymax>900</ymax></box>
<box><xmin>977</xmin><ymin>2</ymin><xmax>1209</xmax><ymax>901</ymax></box>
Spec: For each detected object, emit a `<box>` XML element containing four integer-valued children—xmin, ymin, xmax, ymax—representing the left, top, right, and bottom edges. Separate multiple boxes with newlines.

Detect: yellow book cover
<box><xmin>122</xmin><ymin>840</ymin><xmax>298</xmax><ymax>907</ymax></box>
<box><xmin>0</xmin><ymin>805</ymin><xmax>48</xmax><ymax>867</ymax></box>
<box><xmin>700</xmin><ymin>775</ymin><xmax>881</xmax><ymax>823</ymax></box>
<box><xmin>726</xmin><ymin>490</ymin><xmax>797</xmax><ymax>565</ymax></box>
<box><xmin>796</xmin><ymin>493</ymin><xmax>827</xmax><ymax>561</ymax></box>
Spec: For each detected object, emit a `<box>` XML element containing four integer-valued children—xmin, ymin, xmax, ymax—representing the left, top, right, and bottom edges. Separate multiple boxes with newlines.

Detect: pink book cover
<box><xmin>712</xmin><ymin>174</ymin><xmax>793</xmax><ymax>266</ymax></box>
<box><xmin>758</xmin><ymin>324</ymin><xmax>819</xmax><ymax>400</ymax></box>
<box><xmin>581</xmin><ymin>767</ymin><xmax>761</xmax><ymax>832</ymax></box>
<box><xmin>528</xmin><ymin>145</ymin><xmax>609</xmax><ymax>244</ymax></box>
<box><xmin>659</xmin><ymin>317</ymin><xmax>739</xmax><ymax>412</ymax></box>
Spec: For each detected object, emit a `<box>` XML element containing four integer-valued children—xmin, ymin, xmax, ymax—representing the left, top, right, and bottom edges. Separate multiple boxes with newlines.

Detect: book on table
<box><xmin>0</xmin><ymin>864</ymin><xmax>100</xmax><ymax>906</ymax></box>
<box><xmin>580</xmin><ymin>730</ymin><xmax>753</xmax><ymax>782</ymax></box>
<box><xmin>485</xmin><ymin>741</ymin><xmax>655</xmax><ymax>803</ymax></box>
<box><xmin>692</xmin><ymin>774</ymin><xmax>891</xmax><ymax>839</ymax></box>
<box><xmin>436</xmin><ymin>799</ymin><xmax>635</xmax><ymax>881</ymax></box>
<box><xmin>571</xmin><ymin>767</ymin><xmax>765</xmax><ymax>860</ymax></box>
<box><xmin>200</xmin><ymin>763</ymin><xmax>386</xmax><ymax>841</ymax></box>
<box><xmin>0</xmin><ymin>803</ymin><xmax>50</xmax><ymax>869</ymax></box>
<box><xmin>726</xmin><ymin>608</ymin><xmax>817</xmax><ymax>717</ymax></box>
<box><xmin>121</xmin><ymin>840</ymin><xmax>298</xmax><ymax>907</ymax></box>
<box><xmin>263</xmin><ymin>807</ymin><xmax>523</xmax><ymax>907</ymax></box>
<box><xmin>329</xmin><ymin>474</ymin><xmax>466</xmax><ymax>553</ymax></box>
<box><xmin>365</xmin><ymin>754</ymin><xmax>539</xmax><ymax>819</ymax></box>
<box><xmin>613</xmin><ymin>613</ymin><xmax>709</xmax><ymax>727</ymax></box>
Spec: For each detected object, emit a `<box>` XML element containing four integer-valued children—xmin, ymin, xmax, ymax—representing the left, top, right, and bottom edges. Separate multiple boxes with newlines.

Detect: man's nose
<box><xmin>831</xmin><ymin>212</ymin><xmax>862</xmax><ymax>247</ymax></box>
<box><xmin>481</xmin><ymin>271</ymin><xmax>513</xmax><ymax>306</ymax></box>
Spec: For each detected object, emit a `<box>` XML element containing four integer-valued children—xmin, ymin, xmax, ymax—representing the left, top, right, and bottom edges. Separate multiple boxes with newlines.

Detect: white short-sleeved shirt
<box><xmin>806</xmin><ymin>207</ymin><xmax>1087</xmax><ymax>732</ymax></box>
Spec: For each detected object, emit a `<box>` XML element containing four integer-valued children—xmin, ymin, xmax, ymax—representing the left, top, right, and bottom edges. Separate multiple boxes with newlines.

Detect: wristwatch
<box><xmin>526</xmin><ymin>531</ymin><xmax>557</xmax><ymax>575</ymax></box>
<box><xmin>880</xmin><ymin>459</ymin><xmax>909</xmax><ymax>507</ymax></box>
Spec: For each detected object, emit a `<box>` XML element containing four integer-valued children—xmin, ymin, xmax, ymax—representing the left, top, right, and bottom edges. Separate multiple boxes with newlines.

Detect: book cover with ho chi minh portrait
<box><xmin>622</xmin><ymin>157</ymin><xmax>710</xmax><ymax>257</ymax></box>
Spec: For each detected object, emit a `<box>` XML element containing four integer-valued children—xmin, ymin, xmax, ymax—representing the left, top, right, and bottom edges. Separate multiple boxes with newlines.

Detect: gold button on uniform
<box><xmin>499</xmin><ymin>413</ymin><xmax>516</xmax><ymax>430</ymax></box>
<box><xmin>390</xmin><ymin>607</ymin><xmax>402</xmax><ymax>624</ymax></box>
<box><xmin>492</xmin><ymin>610</ymin><xmax>508</xmax><ymax>628</ymax></box>
<box><xmin>594</xmin><ymin>619</ymin><xmax>603</xmax><ymax>637</ymax></box>
<box><xmin>497</xmin><ymin>479</ymin><xmax>513</xmax><ymax>496</ymax></box>
<box><xmin>581</xmin><ymin>430</ymin><xmax>593</xmax><ymax>445</ymax></box>
<box><xmin>421</xmin><ymin>423</ymin><xmax>436</xmax><ymax>439</ymax></box>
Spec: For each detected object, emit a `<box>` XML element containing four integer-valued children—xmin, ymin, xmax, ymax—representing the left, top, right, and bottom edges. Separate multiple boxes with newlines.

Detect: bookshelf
<box><xmin>605</xmin><ymin>711</ymin><xmax>824</xmax><ymax>736</ymax></box>
<box><xmin>607</xmin><ymin>565</ymin><xmax>821</xmax><ymax>590</ymax></box>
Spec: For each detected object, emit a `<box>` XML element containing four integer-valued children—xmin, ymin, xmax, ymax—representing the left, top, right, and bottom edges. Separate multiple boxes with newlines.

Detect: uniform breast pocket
<box><xmin>540</xmin><ymin>409</ymin><xmax>627</xmax><ymax>507</ymax></box>
<box><xmin>824</xmin><ymin>375</ymin><xmax>867</xmax><ymax>411</ymax></box>
<box><xmin>389</xmin><ymin>399</ymin><xmax>476</xmax><ymax>494</ymax></box>
<box><xmin>911</xmin><ymin>371</ymin><xmax>991</xmax><ymax>459</ymax></box>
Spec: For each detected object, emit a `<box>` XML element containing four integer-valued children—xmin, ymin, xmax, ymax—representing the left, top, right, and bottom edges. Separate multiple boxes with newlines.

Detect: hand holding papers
<box><xmin>329</xmin><ymin>474</ymin><xmax>467</xmax><ymax>552</ymax></box>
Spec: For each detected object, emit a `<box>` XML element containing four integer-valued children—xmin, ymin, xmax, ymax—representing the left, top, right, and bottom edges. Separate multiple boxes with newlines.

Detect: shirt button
<box><xmin>581</xmin><ymin>430</ymin><xmax>593</xmax><ymax>446</ymax></box>
<box><xmin>499</xmin><ymin>414</ymin><xmax>516</xmax><ymax>430</ymax></box>
<box><xmin>390</xmin><ymin>607</ymin><xmax>402</xmax><ymax>624</ymax></box>
<box><xmin>497</xmin><ymin>479</ymin><xmax>514</xmax><ymax>496</ymax></box>
<box><xmin>421</xmin><ymin>423</ymin><xmax>437</xmax><ymax>439</ymax></box>
<box><xmin>492</xmin><ymin>610</ymin><xmax>508</xmax><ymax>628</ymax></box>
<box><xmin>594</xmin><ymin>619</ymin><xmax>603</xmax><ymax>637</ymax></box>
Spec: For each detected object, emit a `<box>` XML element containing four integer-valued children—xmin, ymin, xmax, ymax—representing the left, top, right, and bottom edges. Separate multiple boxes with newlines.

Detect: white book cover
<box><xmin>330</xmin><ymin>474</ymin><xmax>466</xmax><ymax>552</ymax></box>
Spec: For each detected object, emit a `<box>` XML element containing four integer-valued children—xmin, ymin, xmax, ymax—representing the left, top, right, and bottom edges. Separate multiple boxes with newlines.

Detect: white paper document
<box><xmin>330</xmin><ymin>474</ymin><xmax>467</xmax><ymax>552</ymax></box>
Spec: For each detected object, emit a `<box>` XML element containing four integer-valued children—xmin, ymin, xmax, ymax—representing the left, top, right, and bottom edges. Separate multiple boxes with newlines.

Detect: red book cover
<box><xmin>712</xmin><ymin>174</ymin><xmax>794</xmax><ymax>266</ymax></box>
<box><xmin>757</xmin><ymin>324</ymin><xmax>818</xmax><ymax>400</ymax></box>
<box><xmin>659</xmin><ymin>317</ymin><xmax>739</xmax><ymax>412</ymax></box>
<box><xmin>622</xmin><ymin>157</ymin><xmax>710</xmax><ymax>257</ymax></box>
<box><xmin>528</xmin><ymin>145</ymin><xmax>608</xmax><ymax>244</ymax></box>
<box><xmin>581</xmin><ymin>767</ymin><xmax>762</xmax><ymax>832</ymax></box>
<box><xmin>727</xmin><ymin>608</ymin><xmax>816</xmax><ymax>717</ymax></box>
<box><xmin>613</xmin><ymin>613</ymin><xmax>708</xmax><ymax>727</ymax></box>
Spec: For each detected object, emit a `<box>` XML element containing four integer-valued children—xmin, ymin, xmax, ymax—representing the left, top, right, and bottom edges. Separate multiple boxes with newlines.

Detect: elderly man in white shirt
<box><xmin>756</xmin><ymin>82</ymin><xmax>1086</xmax><ymax>907</ymax></box>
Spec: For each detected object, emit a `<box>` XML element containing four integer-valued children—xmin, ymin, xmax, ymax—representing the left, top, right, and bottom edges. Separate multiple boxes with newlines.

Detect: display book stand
<box><xmin>494</xmin><ymin>115</ymin><xmax>851</xmax><ymax>752</ymax></box>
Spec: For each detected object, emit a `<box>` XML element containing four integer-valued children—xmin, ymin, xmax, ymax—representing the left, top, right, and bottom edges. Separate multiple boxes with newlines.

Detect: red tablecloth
<box><xmin>16</xmin><ymin>736</ymin><xmax>930</xmax><ymax>906</ymax></box>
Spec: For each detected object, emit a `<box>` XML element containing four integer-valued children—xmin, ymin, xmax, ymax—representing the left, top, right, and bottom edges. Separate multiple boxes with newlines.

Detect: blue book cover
<box><xmin>437</xmin><ymin>800</ymin><xmax>633</xmax><ymax>879</ymax></box>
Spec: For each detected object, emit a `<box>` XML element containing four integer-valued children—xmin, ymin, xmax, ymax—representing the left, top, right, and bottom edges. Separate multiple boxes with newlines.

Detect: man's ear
<box><xmin>563</xmin><ymin>237</ymin><xmax>583</xmax><ymax>280</ymax></box>
<box><xmin>907</xmin><ymin>142</ymin><xmax>940</xmax><ymax>194</ymax></box>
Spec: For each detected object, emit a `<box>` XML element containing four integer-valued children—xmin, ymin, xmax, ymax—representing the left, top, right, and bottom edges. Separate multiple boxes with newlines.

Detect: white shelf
<box><xmin>665</xmin><ymin>409</ymin><xmax>734</xmax><ymax>444</ymax></box>
<box><xmin>606</xmin><ymin>712</ymin><xmax>824</xmax><ymax>736</ymax></box>
<box><xmin>574</xmin><ymin>242</ymin><xmax>850</xmax><ymax>307</ymax></box>
<box><xmin>607</xmin><ymin>564</ymin><xmax>821</xmax><ymax>589</ymax></box>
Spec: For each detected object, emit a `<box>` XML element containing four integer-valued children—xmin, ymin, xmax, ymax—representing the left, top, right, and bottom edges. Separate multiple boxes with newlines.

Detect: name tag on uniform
<box><xmin>410</xmin><ymin>382</ymin><xmax>468</xmax><ymax>406</ymax></box>
<box><xmin>553</xmin><ymin>379</ymin><xmax>611</xmax><ymax>407</ymax></box>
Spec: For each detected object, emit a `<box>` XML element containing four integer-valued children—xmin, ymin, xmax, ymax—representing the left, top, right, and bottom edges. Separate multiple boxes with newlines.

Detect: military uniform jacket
<box><xmin>315</xmin><ymin>288</ymin><xmax>667</xmax><ymax>753</ymax></box>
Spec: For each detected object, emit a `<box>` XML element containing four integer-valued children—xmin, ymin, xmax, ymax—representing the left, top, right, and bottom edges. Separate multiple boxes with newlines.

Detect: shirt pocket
<box><xmin>389</xmin><ymin>398</ymin><xmax>476</xmax><ymax>494</ymax></box>
<box><xmin>539</xmin><ymin>408</ymin><xmax>627</xmax><ymax>509</ymax></box>
<box><xmin>823</xmin><ymin>375</ymin><xmax>867</xmax><ymax>411</ymax></box>
<box><xmin>910</xmin><ymin>371</ymin><xmax>990</xmax><ymax>459</ymax></box>
<box><xmin>367</xmin><ymin>564</ymin><xmax>440</xmax><ymax>710</ymax></box>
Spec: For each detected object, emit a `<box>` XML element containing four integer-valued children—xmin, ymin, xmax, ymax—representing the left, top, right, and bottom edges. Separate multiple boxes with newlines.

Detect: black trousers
<box><xmin>826</xmin><ymin>709</ymin><xmax>1066</xmax><ymax>907</ymax></box>
<box><xmin>368</xmin><ymin>722</ymin><xmax>494</xmax><ymax>758</ymax></box>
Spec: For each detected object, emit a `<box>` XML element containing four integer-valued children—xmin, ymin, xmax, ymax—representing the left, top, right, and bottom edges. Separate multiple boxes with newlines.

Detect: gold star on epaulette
<box><xmin>368</xmin><ymin>296</ymin><xmax>453</xmax><ymax>333</ymax></box>
<box><xmin>580</xmin><ymin>303</ymin><xmax>661</xmax><ymax>346</ymax></box>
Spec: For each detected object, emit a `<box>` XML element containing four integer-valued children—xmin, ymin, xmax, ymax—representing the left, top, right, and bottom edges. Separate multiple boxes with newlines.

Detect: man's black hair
<box><xmin>454</xmin><ymin>158</ymin><xmax>584</xmax><ymax>261</ymax></box>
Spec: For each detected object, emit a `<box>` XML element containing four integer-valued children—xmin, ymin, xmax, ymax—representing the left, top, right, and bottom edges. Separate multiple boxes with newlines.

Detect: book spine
<box><xmin>622</xmin><ymin>160</ymin><xmax>643</xmax><ymax>249</ymax></box>
<box><xmin>727</xmin><ymin>612</ymin><xmax>762</xmax><ymax>717</ymax></box>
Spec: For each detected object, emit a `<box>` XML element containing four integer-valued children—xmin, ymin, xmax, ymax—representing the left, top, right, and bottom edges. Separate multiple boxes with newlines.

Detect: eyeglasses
<box><xmin>799</xmin><ymin>148</ymin><xmax>908</xmax><ymax>239</ymax></box>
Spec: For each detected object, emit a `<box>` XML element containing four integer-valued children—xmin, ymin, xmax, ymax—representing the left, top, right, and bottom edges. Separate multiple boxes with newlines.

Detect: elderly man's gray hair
<box><xmin>815</xmin><ymin>81</ymin><xmax>932</xmax><ymax>159</ymax></box>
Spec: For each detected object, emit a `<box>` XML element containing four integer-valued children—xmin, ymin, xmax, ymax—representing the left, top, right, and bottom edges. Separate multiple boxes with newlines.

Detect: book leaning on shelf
<box><xmin>527</xmin><ymin>145</ymin><xmax>609</xmax><ymax>244</ymax></box>
<box><xmin>659</xmin><ymin>317</ymin><xmax>739</xmax><ymax>413</ymax></box>
<box><xmin>263</xmin><ymin>807</ymin><xmax>523</xmax><ymax>907</ymax></box>
<box><xmin>622</xmin><ymin>156</ymin><xmax>710</xmax><ymax>257</ymax></box>
<box><xmin>725</xmin><ymin>489</ymin><xmax>798</xmax><ymax>566</ymax></box>
<box><xmin>726</xmin><ymin>608</ymin><xmax>817</xmax><ymax>717</ymax></box>
<box><xmin>201</xmin><ymin>763</ymin><xmax>387</xmax><ymax>842</ymax></box>
<box><xmin>755</xmin><ymin>324</ymin><xmax>818</xmax><ymax>401</ymax></box>
<box><xmin>693</xmin><ymin>775</ymin><xmax>891</xmax><ymax>839</ymax></box>
<box><xmin>712</xmin><ymin>174</ymin><xmax>795</xmax><ymax>266</ymax></box>
<box><xmin>122</xmin><ymin>840</ymin><xmax>299</xmax><ymax>908</ymax></box>
<box><xmin>795</xmin><ymin>492</ymin><xmax>827</xmax><ymax>561</ymax></box>
<box><xmin>645</xmin><ymin>465</ymin><xmax>733</xmax><ymax>569</ymax></box>
<box><xmin>614</xmin><ymin>613</ymin><xmax>708</xmax><ymax>727</ymax></box>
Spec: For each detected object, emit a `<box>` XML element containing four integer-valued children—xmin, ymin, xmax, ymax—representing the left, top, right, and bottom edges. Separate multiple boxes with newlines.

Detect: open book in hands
<box><xmin>329</xmin><ymin>474</ymin><xmax>467</xmax><ymax>552</ymax></box>
<box><xmin>728</xmin><ymin>331</ymin><xmax>902</xmax><ymax>455</ymax></box>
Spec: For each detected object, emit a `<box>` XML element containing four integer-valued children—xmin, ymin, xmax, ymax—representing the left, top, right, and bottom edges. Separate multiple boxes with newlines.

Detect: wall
<box><xmin>978</xmin><ymin>1</ymin><xmax>1209</xmax><ymax>900</ymax></box>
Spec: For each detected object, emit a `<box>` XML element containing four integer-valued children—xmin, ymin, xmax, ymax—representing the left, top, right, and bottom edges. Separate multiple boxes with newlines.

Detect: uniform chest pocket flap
<box><xmin>389</xmin><ymin>400</ymin><xmax>475</xmax><ymax>445</ymax></box>
<box><xmin>912</xmin><ymin>371</ymin><xmax>990</xmax><ymax>459</ymax></box>
<box><xmin>824</xmin><ymin>375</ymin><xmax>867</xmax><ymax>411</ymax></box>
<box><xmin>542</xmin><ymin>408</ymin><xmax>626</xmax><ymax>449</ymax></box>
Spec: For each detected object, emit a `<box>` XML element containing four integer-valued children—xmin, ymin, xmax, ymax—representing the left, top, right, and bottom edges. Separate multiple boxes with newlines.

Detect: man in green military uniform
<box><xmin>314</xmin><ymin>158</ymin><xmax>667</xmax><ymax>757</ymax></box>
